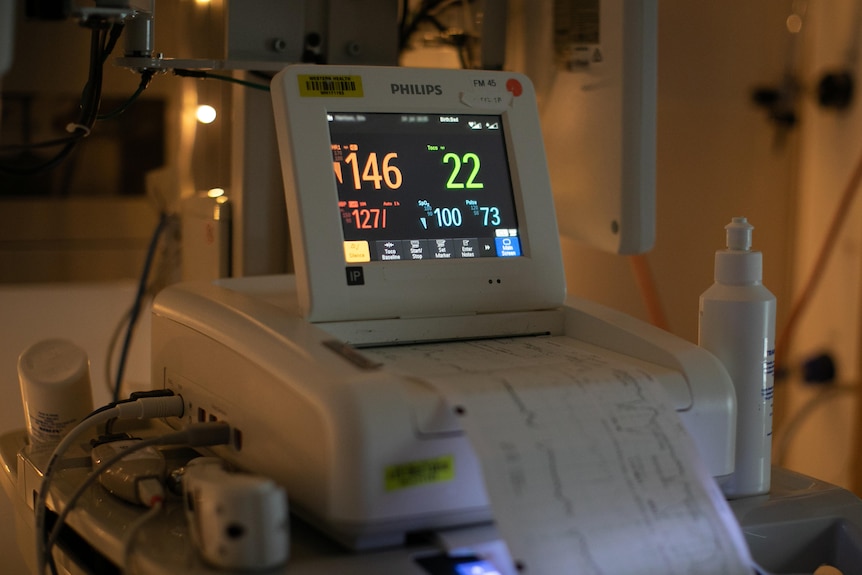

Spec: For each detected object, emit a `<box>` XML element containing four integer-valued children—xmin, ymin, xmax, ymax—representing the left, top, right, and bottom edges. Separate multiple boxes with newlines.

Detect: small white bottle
<box><xmin>18</xmin><ymin>339</ymin><xmax>94</xmax><ymax>444</ymax></box>
<box><xmin>699</xmin><ymin>217</ymin><xmax>776</xmax><ymax>498</ymax></box>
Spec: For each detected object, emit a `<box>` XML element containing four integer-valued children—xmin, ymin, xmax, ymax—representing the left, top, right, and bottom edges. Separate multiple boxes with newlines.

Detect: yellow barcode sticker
<box><xmin>385</xmin><ymin>455</ymin><xmax>455</xmax><ymax>492</ymax></box>
<box><xmin>298</xmin><ymin>74</ymin><xmax>363</xmax><ymax>97</ymax></box>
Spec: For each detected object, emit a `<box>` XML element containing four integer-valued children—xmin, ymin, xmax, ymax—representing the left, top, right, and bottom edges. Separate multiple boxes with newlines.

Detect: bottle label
<box><xmin>761</xmin><ymin>344</ymin><xmax>775</xmax><ymax>439</ymax></box>
<box><xmin>29</xmin><ymin>409</ymin><xmax>79</xmax><ymax>443</ymax></box>
<box><xmin>765</xmin><ymin>347</ymin><xmax>775</xmax><ymax>377</ymax></box>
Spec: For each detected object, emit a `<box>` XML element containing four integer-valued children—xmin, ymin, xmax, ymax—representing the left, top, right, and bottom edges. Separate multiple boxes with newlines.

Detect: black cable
<box><xmin>2</xmin><ymin>24</ymin><xmax>269</xmax><ymax>176</ymax></box>
<box><xmin>248</xmin><ymin>70</ymin><xmax>275</xmax><ymax>82</ymax></box>
<box><xmin>113</xmin><ymin>212</ymin><xmax>169</xmax><ymax>402</ymax></box>
<box><xmin>174</xmin><ymin>68</ymin><xmax>271</xmax><ymax>92</ymax></box>
<box><xmin>0</xmin><ymin>134</ymin><xmax>87</xmax><ymax>152</ymax></box>
<box><xmin>0</xmin><ymin>74</ymin><xmax>150</xmax><ymax>156</ymax></box>
<box><xmin>0</xmin><ymin>21</ymin><xmax>134</xmax><ymax>176</ymax></box>
<box><xmin>101</xmin><ymin>23</ymin><xmax>124</xmax><ymax>63</ymax></box>
<box><xmin>98</xmin><ymin>70</ymin><xmax>155</xmax><ymax>121</ymax></box>
<box><xmin>76</xmin><ymin>26</ymin><xmax>106</xmax><ymax>131</ymax></box>
<box><xmin>0</xmin><ymin>132</ymin><xmax>83</xmax><ymax>177</ymax></box>
<box><xmin>0</xmin><ymin>27</ymin><xmax>104</xmax><ymax>176</ymax></box>
<box><xmin>398</xmin><ymin>0</ymin><xmax>412</xmax><ymax>45</ymax></box>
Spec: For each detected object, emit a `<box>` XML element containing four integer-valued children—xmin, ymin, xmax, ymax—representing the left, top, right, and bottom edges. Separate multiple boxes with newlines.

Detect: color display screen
<box><xmin>328</xmin><ymin>112</ymin><xmax>521</xmax><ymax>262</ymax></box>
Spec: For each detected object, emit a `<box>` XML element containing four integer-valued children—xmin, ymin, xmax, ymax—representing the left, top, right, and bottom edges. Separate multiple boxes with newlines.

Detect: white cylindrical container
<box><xmin>18</xmin><ymin>339</ymin><xmax>94</xmax><ymax>444</ymax></box>
<box><xmin>699</xmin><ymin>217</ymin><xmax>776</xmax><ymax>498</ymax></box>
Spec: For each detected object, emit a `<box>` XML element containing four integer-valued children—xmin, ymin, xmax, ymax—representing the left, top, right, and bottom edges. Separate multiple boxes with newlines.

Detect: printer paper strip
<box><xmin>411</xmin><ymin>341</ymin><xmax>752</xmax><ymax>574</ymax></box>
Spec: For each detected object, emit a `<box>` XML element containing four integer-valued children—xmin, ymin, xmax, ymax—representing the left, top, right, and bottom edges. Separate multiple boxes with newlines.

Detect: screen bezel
<box><xmin>272</xmin><ymin>65</ymin><xmax>565</xmax><ymax>323</ymax></box>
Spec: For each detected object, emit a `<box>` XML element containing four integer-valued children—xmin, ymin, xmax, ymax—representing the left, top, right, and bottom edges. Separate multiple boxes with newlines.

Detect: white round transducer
<box><xmin>18</xmin><ymin>339</ymin><xmax>94</xmax><ymax>444</ymax></box>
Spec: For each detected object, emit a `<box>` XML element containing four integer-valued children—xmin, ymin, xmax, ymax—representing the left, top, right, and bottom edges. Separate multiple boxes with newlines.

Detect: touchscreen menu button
<box><xmin>376</xmin><ymin>240</ymin><xmax>405</xmax><ymax>261</ymax></box>
<box><xmin>403</xmin><ymin>239</ymin><xmax>431</xmax><ymax>260</ymax></box>
<box><xmin>495</xmin><ymin>236</ymin><xmax>522</xmax><ymax>257</ymax></box>
<box><xmin>344</xmin><ymin>240</ymin><xmax>371</xmax><ymax>262</ymax></box>
<box><xmin>431</xmin><ymin>239</ymin><xmax>455</xmax><ymax>259</ymax></box>
<box><xmin>456</xmin><ymin>238</ymin><xmax>479</xmax><ymax>258</ymax></box>
<box><xmin>479</xmin><ymin>239</ymin><xmax>496</xmax><ymax>257</ymax></box>
<box><xmin>372</xmin><ymin>237</ymin><xmax>515</xmax><ymax>260</ymax></box>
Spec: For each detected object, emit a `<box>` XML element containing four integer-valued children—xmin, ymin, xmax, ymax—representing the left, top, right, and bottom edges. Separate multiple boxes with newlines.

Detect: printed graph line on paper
<box><xmin>535</xmin><ymin>440</ymin><xmax>575</xmax><ymax>516</ymax></box>
<box><xmin>564</xmin><ymin>527</ymin><xmax>605</xmax><ymax>575</ymax></box>
<box><xmin>500</xmin><ymin>378</ymin><xmax>539</xmax><ymax>428</ymax></box>
<box><xmin>595</xmin><ymin>388</ymin><xmax>742</xmax><ymax>571</ymax></box>
<box><xmin>499</xmin><ymin>440</ymin><xmax>527</xmax><ymax>497</ymax></box>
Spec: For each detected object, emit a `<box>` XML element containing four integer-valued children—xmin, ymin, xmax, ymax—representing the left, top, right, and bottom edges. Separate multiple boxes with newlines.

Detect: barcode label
<box><xmin>298</xmin><ymin>75</ymin><xmax>363</xmax><ymax>97</ymax></box>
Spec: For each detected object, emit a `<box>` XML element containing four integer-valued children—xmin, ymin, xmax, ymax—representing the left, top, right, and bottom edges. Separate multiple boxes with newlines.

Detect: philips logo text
<box><xmin>390</xmin><ymin>83</ymin><xmax>443</xmax><ymax>96</ymax></box>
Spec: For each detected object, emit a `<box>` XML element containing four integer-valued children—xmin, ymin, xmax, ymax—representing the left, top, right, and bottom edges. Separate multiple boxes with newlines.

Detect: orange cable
<box><xmin>775</xmin><ymin>144</ymin><xmax>862</xmax><ymax>371</ymax></box>
<box><xmin>628</xmin><ymin>253</ymin><xmax>671</xmax><ymax>331</ymax></box>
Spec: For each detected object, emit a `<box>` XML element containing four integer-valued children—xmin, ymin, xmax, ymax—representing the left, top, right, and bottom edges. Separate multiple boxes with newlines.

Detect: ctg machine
<box><xmin>154</xmin><ymin>64</ymin><xmax>738</xmax><ymax>553</ymax></box>
<box><xmin>4</xmin><ymin>64</ymin><xmax>862</xmax><ymax>574</ymax></box>
<box><xmin>148</xmin><ymin>64</ymin><xmax>862</xmax><ymax>574</ymax></box>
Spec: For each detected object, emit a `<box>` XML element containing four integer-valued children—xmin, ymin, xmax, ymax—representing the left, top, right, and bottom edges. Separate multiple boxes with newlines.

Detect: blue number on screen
<box><xmin>480</xmin><ymin>206</ymin><xmax>501</xmax><ymax>226</ymax></box>
<box><xmin>433</xmin><ymin>207</ymin><xmax>463</xmax><ymax>227</ymax></box>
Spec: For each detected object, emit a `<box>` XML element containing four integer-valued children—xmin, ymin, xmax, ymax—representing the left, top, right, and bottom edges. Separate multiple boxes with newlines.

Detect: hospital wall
<box><xmin>553</xmin><ymin>1</ymin><xmax>861</xmax><ymax>492</ymax></box>
<box><xmin>776</xmin><ymin>2</ymin><xmax>862</xmax><ymax>492</ymax></box>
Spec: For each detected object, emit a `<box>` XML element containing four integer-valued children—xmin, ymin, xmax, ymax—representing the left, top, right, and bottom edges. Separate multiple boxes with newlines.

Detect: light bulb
<box><xmin>196</xmin><ymin>104</ymin><xmax>217</xmax><ymax>124</ymax></box>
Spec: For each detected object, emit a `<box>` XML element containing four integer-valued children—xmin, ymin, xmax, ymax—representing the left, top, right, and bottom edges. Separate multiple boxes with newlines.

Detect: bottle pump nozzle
<box><xmin>725</xmin><ymin>217</ymin><xmax>753</xmax><ymax>251</ymax></box>
<box><xmin>716</xmin><ymin>217</ymin><xmax>761</xmax><ymax>284</ymax></box>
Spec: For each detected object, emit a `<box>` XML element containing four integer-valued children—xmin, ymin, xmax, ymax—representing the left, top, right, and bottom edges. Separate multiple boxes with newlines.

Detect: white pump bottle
<box><xmin>699</xmin><ymin>217</ymin><xmax>776</xmax><ymax>497</ymax></box>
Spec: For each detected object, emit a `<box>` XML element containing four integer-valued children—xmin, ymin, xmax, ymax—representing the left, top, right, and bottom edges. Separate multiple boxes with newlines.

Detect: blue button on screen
<box><xmin>495</xmin><ymin>236</ymin><xmax>521</xmax><ymax>257</ymax></box>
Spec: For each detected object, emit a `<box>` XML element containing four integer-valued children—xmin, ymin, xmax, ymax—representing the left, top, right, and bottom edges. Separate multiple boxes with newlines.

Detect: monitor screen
<box><xmin>328</xmin><ymin>112</ymin><xmax>521</xmax><ymax>263</ymax></box>
<box><xmin>272</xmin><ymin>65</ymin><xmax>566</xmax><ymax>326</ymax></box>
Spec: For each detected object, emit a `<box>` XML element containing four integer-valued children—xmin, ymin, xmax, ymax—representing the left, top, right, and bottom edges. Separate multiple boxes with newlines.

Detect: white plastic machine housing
<box><xmin>270</xmin><ymin>65</ymin><xmax>566</xmax><ymax>324</ymax></box>
<box><xmin>152</xmin><ymin>65</ymin><xmax>736</xmax><ymax>549</ymax></box>
<box><xmin>152</xmin><ymin>276</ymin><xmax>735</xmax><ymax>549</ymax></box>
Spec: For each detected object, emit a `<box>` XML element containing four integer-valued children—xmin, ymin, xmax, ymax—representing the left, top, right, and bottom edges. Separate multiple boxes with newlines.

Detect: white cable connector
<box><xmin>116</xmin><ymin>394</ymin><xmax>185</xmax><ymax>420</ymax></box>
<box><xmin>136</xmin><ymin>477</ymin><xmax>165</xmax><ymax>509</ymax></box>
<box><xmin>91</xmin><ymin>440</ymin><xmax>167</xmax><ymax>505</ymax></box>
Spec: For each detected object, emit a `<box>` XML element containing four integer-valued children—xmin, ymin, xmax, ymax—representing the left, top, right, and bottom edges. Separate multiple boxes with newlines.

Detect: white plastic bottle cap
<box><xmin>715</xmin><ymin>217</ymin><xmax>762</xmax><ymax>285</ymax></box>
<box><xmin>18</xmin><ymin>339</ymin><xmax>94</xmax><ymax>444</ymax></box>
<box><xmin>725</xmin><ymin>216</ymin><xmax>753</xmax><ymax>251</ymax></box>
